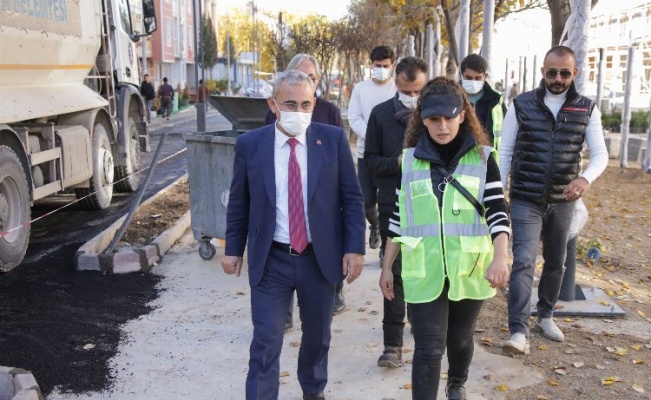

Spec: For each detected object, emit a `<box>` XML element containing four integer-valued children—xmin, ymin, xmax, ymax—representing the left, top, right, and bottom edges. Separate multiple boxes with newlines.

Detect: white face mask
<box><xmin>278</xmin><ymin>110</ymin><xmax>312</xmax><ymax>137</ymax></box>
<box><xmin>372</xmin><ymin>67</ymin><xmax>392</xmax><ymax>82</ymax></box>
<box><xmin>398</xmin><ymin>92</ymin><xmax>418</xmax><ymax>109</ymax></box>
<box><xmin>462</xmin><ymin>79</ymin><xmax>484</xmax><ymax>95</ymax></box>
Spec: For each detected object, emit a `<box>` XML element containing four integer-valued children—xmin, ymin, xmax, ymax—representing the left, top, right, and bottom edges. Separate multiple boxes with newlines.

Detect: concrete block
<box><xmin>111</xmin><ymin>250</ymin><xmax>142</xmax><ymax>274</ymax></box>
<box><xmin>135</xmin><ymin>245</ymin><xmax>159</xmax><ymax>272</ymax></box>
<box><xmin>152</xmin><ymin>211</ymin><xmax>191</xmax><ymax>257</ymax></box>
<box><xmin>12</xmin><ymin>390</ymin><xmax>41</xmax><ymax>400</ymax></box>
<box><xmin>0</xmin><ymin>368</ymin><xmax>12</xmax><ymax>400</ymax></box>
<box><xmin>604</xmin><ymin>136</ymin><xmax>620</xmax><ymax>159</ymax></box>
<box><xmin>76</xmin><ymin>253</ymin><xmax>101</xmax><ymax>272</ymax></box>
<box><xmin>13</xmin><ymin>373</ymin><xmax>38</xmax><ymax>394</ymax></box>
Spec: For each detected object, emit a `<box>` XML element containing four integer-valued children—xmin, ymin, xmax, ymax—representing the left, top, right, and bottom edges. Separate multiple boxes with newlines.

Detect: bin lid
<box><xmin>207</xmin><ymin>95</ymin><xmax>269</xmax><ymax>131</ymax></box>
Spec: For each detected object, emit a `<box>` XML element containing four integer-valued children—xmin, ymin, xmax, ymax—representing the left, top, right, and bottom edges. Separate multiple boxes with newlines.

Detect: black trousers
<box><xmin>408</xmin><ymin>281</ymin><xmax>484</xmax><ymax>400</ymax></box>
<box><xmin>380</xmin><ymin>209</ymin><xmax>405</xmax><ymax>348</ymax></box>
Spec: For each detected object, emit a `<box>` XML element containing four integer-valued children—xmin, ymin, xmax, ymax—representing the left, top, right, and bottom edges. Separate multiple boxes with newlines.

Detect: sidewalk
<box><xmin>48</xmin><ymin>229</ymin><xmax>542</xmax><ymax>400</ymax></box>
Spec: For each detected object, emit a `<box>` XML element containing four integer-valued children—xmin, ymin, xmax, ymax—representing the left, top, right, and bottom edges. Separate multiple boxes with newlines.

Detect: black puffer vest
<box><xmin>510</xmin><ymin>80</ymin><xmax>594</xmax><ymax>204</ymax></box>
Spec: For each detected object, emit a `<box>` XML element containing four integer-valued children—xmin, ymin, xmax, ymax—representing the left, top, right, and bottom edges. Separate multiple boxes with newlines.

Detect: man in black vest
<box><xmin>498</xmin><ymin>46</ymin><xmax>608</xmax><ymax>355</ymax></box>
<box><xmin>364</xmin><ymin>56</ymin><xmax>428</xmax><ymax>368</ymax></box>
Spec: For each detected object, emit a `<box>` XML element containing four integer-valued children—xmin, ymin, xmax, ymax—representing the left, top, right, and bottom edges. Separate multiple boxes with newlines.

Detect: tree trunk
<box><xmin>548</xmin><ymin>0</ymin><xmax>571</xmax><ymax>46</ymax></box>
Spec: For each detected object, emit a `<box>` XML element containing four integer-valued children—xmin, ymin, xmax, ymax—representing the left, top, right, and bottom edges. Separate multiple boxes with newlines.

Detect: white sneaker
<box><xmin>535</xmin><ymin>317</ymin><xmax>565</xmax><ymax>342</ymax></box>
<box><xmin>502</xmin><ymin>332</ymin><xmax>530</xmax><ymax>355</ymax></box>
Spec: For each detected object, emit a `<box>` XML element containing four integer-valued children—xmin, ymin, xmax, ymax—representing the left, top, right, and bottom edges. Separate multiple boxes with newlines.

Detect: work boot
<box><xmin>369</xmin><ymin>227</ymin><xmax>381</xmax><ymax>249</ymax></box>
<box><xmin>535</xmin><ymin>317</ymin><xmax>565</xmax><ymax>342</ymax></box>
<box><xmin>502</xmin><ymin>332</ymin><xmax>530</xmax><ymax>355</ymax></box>
<box><xmin>377</xmin><ymin>346</ymin><xmax>403</xmax><ymax>368</ymax></box>
<box><xmin>446</xmin><ymin>375</ymin><xmax>467</xmax><ymax>400</ymax></box>
<box><xmin>333</xmin><ymin>285</ymin><xmax>345</xmax><ymax>315</ymax></box>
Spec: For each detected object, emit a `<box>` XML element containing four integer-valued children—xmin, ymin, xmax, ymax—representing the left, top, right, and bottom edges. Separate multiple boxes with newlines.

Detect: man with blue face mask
<box><xmin>348</xmin><ymin>45</ymin><xmax>397</xmax><ymax>254</ymax></box>
<box><xmin>364</xmin><ymin>56</ymin><xmax>428</xmax><ymax>369</ymax></box>
<box><xmin>459</xmin><ymin>54</ymin><xmax>506</xmax><ymax>152</ymax></box>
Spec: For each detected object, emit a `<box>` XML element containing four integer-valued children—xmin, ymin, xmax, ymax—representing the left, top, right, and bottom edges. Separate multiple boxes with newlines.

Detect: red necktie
<box><xmin>287</xmin><ymin>138</ymin><xmax>308</xmax><ymax>253</ymax></box>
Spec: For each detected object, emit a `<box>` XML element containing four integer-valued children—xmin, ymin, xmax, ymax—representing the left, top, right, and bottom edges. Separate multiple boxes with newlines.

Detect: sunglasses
<box><xmin>545</xmin><ymin>69</ymin><xmax>573</xmax><ymax>79</ymax></box>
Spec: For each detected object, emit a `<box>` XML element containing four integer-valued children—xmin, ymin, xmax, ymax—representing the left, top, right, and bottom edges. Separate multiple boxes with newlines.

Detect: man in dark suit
<box><xmin>221</xmin><ymin>70</ymin><xmax>365</xmax><ymax>400</ymax></box>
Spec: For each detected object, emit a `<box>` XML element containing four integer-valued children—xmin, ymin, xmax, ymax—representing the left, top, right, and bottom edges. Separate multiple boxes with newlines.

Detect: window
<box><xmin>165</xmin><ymin>17</ymin><xmax>172</xmax><ymax>47</ymax></box>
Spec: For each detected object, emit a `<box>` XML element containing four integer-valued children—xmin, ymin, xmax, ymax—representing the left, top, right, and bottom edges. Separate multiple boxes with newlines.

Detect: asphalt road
<box><xmin>0</xmin><ymin>107</ymin><xmax>232</xmax><ymax>395</ymax></box>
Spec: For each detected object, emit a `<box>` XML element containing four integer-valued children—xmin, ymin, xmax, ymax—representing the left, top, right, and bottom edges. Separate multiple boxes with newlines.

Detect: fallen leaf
<box><xmin>547</xmin><ymin>379</ymin><xmax>560</xmax><ymax>386</ymax></box>
<box><xmin>236</xmin><ymin>291</ymin><xmax>245</xmax><ymax>295</ymax></box>
<box><xmin>633</xmin><ymin>359</ymin><xmax>644</xmax><ymax>365</ymax></box>
<box><xmin>632</xmin><ymin>383</ymin><xmax>645</xmax><ymax>393</ymax></box>
<box><xmin>484</xmin><ymin>374</ymin><xmax>493</xmax><ymax>381</ymax></box>
<box><xmin>403</xmin><ymin>383</ymin><xmax>412</xmax><ymax>390</ymax></box>
<box><xmin>279</xmin><ymin>371</ymin><xmax>290</xmax><ymax>377</ymax></box>
<box><xmin>290</xmin><ymin>341</ymin><xmax>300</xmax><ymax>347</ymax></box>
<box><xmin>83</xmin><ymin>343</ymin><xmax>95</xmax><ymax>350</ymax></box>
<box><xmin>573</xmin><ymin>362</ymin><xmax>584</xmax><ymax>368</ymax></box>
<box><xmin>554</xmin><ymin>368</ymin><xmax>567</xmax><ymax>375</ymax></box>
<box><xmin>538</xmin><ymin>344</ymin><xmax>548</xmax><ymax>351</ymax></box>
<box><xmin>600</xmin><ymin>301</ymin><xmax>610</xmax><ymax>306</ymax></box>
<box><xmin>357</xmin><ymin>307</ymin><xmax>367</xmax><ymax>312</ymax></box>
<box><xmin>596</xmin><ymin>365</ymin><xmax>606</xmax><ymax>370</ymax></box>
<box><xmin>481</xmin><ymin>337</ymin><xmax>493</xmax><ymax>345</ymax></box>
<box><xmin>403</xmin><ymin>348</ymin><xmax>413</xmax><ymax>353</ymax></box>
<box><xmin>563</xmin><ymin>317</ymin><xmax>574</xmax><ymax>322</ymax></box>
<box><xmin>637</xmin><ymin>310</ymin><xmax>646</xmax><ymax>318</ymax></box>
<box><xmin>536</xmin><ymin>396</ymin><xmax>548</xmax><ymax>400</ymax></box>
<box><xmin>630</xmin><ymin>344</ymin><xmax>642</xmax><ymax>350</ymax></box>
<box><xmin>603</xmin><ymin>319</ymin><xmax>614</xmax><ymax>323</ymax></box>
<box><xmin>499</xmin><ymin>326</ymin><xmax>509</xmax><ymax>332</ymax></box>
<box><xmin>493</xmin><ymin>384</ymin><xmax>509</xmax><ymax>392</ymax></box>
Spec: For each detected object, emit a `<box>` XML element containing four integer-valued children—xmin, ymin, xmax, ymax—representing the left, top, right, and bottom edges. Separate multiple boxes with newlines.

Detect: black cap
<box><xmin>420</xmin><ymin>94</ymin><xmax>464</xmax><ymax>119</ymax></box>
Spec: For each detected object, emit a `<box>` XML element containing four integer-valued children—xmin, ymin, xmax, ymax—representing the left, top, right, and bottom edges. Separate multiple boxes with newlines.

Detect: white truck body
<box><xmin>0</xmin><ymin>0</ymin><xmax>157</xmax><ymax>270</ymax></box>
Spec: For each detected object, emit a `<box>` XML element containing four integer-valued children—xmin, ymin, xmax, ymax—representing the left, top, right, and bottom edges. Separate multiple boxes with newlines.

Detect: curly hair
<box><xmin>404</xmin><ymin>77</ymin><xmax>490</xmax><ymax>152</ymax></box>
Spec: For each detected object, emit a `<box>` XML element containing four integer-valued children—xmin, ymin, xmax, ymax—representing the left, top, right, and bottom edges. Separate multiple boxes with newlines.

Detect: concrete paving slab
<box><xmin>530</xmin><ymin>285</ymin><xmax>627</xmax><ymax>317</ymax></box>
<box><xmin>49</xmin><ymin>230</ymin><xmax>543</xmax><ymax>400</ymax></box>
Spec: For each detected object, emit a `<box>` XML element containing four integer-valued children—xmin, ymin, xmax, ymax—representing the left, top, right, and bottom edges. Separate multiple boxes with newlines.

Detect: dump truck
<box><xmin>0</xmin><ymin>0</ymin><xmax>158</xmax><ymax>270</ymax></box>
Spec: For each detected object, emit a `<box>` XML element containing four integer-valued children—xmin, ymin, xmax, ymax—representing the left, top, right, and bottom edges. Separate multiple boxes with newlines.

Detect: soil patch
<box><xmin>119</xmin><ymin>180</ymin><xmax>190</xmax><ymax>247</ymax></box>
<box><xmin>476</xmin><ymin>163</ymin><xmax>651</xmax><ymax>399</ymax></box>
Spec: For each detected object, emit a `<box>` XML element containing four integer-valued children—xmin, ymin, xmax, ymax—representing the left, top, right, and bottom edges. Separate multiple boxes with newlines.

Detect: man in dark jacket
<box><xmin>499</xmin><ymin>46</ymin><xmax>608</xmax><ymax>355</ymax></box>
<box><xmin>140</xmin><ymin>74</ymin><xmax>156</xmax><ymax>123</ymax></box>
<box><xmin>459</xmin><ymin>54</ymin><xmax>506</xmax><ymax>152</ymax></box>
<box><xmin>364</xmin><ymin>56</ymin><xmax>428</xmax><ymax>368</ymax></box>
<box><xmin>157</xmin><ymin>77</ymin><xmax>174</xmax><ymax>120</ymax></box>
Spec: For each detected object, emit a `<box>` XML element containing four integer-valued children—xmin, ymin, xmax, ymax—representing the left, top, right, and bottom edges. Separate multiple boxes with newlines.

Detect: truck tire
<box><xmin>75</xmin><ymin>124</ymin><xmax>114</xmax><ymax>210</ymax></box>
<box><xmin>0</xmin><ymin>146</ymin><xmax>30</xmax><ymax>271</ymax></box>
<box><xmin>114</xmin><ymin>105</ymin><xmax>142</xmax><ymax>192</ymax></box>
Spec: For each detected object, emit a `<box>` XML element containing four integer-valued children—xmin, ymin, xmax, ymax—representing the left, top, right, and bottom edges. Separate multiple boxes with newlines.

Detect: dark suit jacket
<box><xmin>225</xmin><ymin>122</ymin><xmax>365</xmax><ymax>287</ymax></box>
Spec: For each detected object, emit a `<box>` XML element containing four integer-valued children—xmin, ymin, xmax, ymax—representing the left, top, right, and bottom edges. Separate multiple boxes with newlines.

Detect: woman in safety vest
<box><xmin>379</xmin><ymin>77</ymin><xmax>511</xmax><ymax>400</ymax></box>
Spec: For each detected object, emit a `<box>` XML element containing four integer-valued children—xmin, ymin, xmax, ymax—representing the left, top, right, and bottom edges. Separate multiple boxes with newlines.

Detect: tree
<box><xmin>547</xmin><ymin>0</ymin><xmax>599</xmax><ymax>46</ymax></box>
<box><xmin>202</xmin><ymin>16</ymin><xmax>218</xmax><ymax>77</ymax></box>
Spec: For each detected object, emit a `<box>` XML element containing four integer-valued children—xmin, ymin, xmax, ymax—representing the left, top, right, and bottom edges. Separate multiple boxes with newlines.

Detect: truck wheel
<box><xmin>114</xmin><ymin>106</ymin><xmax>142</xmax><ymax>192</ymax></box>
<box><xmin>75</xmin><ymin>124</ymin><xmax>114</xmax><ymax>210</ymax></box>
<box><xmin>0</xmin><ymin>146</ymin><xmax>30</xmax><ymax>271</ymax></box>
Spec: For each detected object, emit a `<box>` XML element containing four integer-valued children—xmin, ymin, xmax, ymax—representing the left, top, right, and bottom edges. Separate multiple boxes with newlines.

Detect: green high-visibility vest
<box><xmin>491</xmin><ymin>98</ymin><xmax>504</xmax><ymax>153</ymax></box>
<box><xmin>395</xmin><ymin>145</ymin><xmax>496</xmax><ymax>303</ymax></box>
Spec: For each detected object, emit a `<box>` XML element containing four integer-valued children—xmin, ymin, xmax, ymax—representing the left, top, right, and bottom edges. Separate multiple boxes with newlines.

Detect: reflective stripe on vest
<box><xmin>398</xmin><ymin>146</ymin><xmax>496</xmax><ymax>303</ymax></box>
<box><xmin>491</xmin><ymin>98</ymin><xmax>504</xmax><ymax>156</ymax></box>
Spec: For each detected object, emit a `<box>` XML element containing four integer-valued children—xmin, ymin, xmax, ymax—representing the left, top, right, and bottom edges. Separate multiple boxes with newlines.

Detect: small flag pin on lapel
<box><xmin>316</xmin><ymin>139</ymin><xmax>322</xmax><ymax>146</ymax></box>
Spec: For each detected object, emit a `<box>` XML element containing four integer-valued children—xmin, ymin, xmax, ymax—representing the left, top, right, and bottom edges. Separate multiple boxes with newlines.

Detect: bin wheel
<box><xmin>199</xmin><ymin>241</ymin><xmax>216</xmax><ymax>260</ymax></box>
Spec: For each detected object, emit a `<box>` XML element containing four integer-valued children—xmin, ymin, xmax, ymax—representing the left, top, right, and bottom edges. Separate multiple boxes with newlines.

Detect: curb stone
<box><xmin>75</xmin><ymin>174</ymin><xmax>191</xmax><ymax>274</ymax></box>
<box><xmin>0</xmin><ymin>366</ymin><xmax>43</xmax><ymax>400</ymax></box>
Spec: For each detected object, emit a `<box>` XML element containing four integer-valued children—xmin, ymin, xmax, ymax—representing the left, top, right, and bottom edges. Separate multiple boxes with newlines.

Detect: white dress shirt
<box><xmin>273</xmin><ymin>124</ymin><xmax>312</xmax><ymax>244</ymax></box>
<box><xmin>499</xmin><ymin>88</ymin><xmax>609</xmax><ymax>188</ymax></box>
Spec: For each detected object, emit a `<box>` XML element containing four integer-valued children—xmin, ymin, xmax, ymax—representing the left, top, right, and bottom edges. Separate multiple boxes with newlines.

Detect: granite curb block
<box><xmin>0</xmin><ymin>366</ymin><xmax>43</xmax><ymax>400</ymax></box>
<box><xmin>75</xmin><ymin>174</ymin><xmax>191</xmax><ymax>274</ymax></box>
